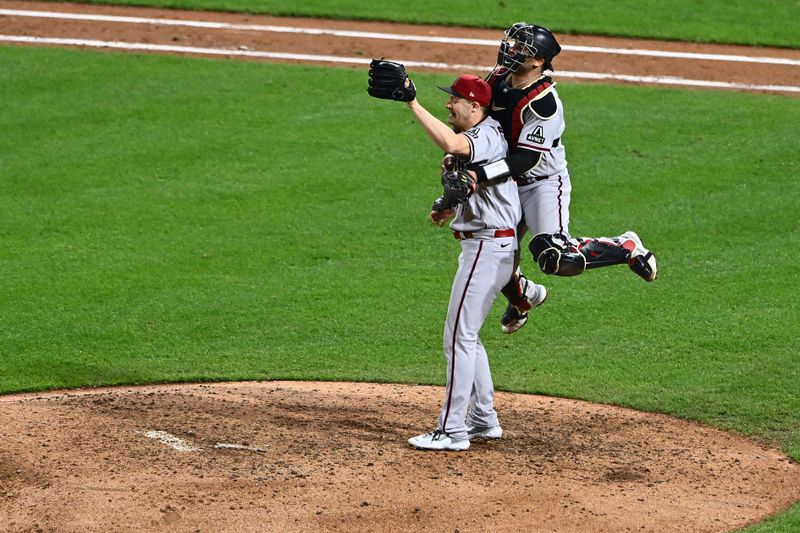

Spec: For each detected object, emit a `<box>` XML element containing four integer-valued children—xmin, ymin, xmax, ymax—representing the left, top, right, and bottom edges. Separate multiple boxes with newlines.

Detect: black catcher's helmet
<box><xmin>497</xmin><ymin>22</ymin><xmax>561</xmax><ymax>72</ymax></box>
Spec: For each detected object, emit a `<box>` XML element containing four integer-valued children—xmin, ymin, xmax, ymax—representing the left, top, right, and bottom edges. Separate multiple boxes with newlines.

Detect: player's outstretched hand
<box><xmin>428</xmin><ymin>208</ymin><xmax>455</xmax><ymax>227</ymax></box>
<box><xmin>368</xmin><ymin>59</ymin><xmax>417</xmax><ymax>102</ymax></box>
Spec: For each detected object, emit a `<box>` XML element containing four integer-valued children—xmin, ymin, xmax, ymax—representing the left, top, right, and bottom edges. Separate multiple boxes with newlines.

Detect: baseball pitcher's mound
<box><xmin>1</xmin><ymin>381</ymin><xmax>798</xmax><ymax>532</ymax></box>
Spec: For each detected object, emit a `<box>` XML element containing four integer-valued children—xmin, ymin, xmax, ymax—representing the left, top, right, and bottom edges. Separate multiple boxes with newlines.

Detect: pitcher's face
<box><xmin>445</xmin><ymin>96</ymin><xmax>474</xmax><ymax>133</ymax></box>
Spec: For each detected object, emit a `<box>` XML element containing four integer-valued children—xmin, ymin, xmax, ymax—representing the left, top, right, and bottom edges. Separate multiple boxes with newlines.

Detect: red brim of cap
<box><xmin>437</xmin><ymin>85</ymin><xmax>467</xmax><ymax>99</ymax></box>
<box><xmin>437</xmin><ymin>85</ymin><xmax>488</xmax><ymax>107</ymax></box>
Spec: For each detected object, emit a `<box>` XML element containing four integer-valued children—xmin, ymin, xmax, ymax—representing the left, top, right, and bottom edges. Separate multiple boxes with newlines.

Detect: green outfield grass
<box><xmin>0</xmin><ymin>45</ymin><xmax>798</xmax><ymax>529</ymax></box>
<box><xmin>46</xmin><ymin>0</ymin><xmax>800</xmax><ymax>48</ymax></box>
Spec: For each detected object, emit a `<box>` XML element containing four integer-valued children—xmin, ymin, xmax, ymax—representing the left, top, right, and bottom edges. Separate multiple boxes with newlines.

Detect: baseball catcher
<box><xmin>460</xmin><ymin>22</ymin><xmax>658</xmax><ymax>335</ymax></box>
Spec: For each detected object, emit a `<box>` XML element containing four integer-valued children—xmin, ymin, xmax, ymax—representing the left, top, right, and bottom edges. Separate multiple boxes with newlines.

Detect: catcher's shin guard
<box><xmin>529</xmin><ymin>233</ymin><xmax>587</xmax><ymax>276</ymax></box>
<box><xmin>531</xmin><ymin>232</ymin><xmax>657</xmax><ymax>280</ymax></box>
<box><xmin>576</xmin><ymin>236</ymin><xmax>633</xmax><ymax>270</ymax></box>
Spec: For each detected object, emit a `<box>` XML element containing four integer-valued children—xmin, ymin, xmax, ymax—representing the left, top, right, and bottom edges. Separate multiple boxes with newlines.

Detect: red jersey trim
<box><xmin>511</xmin><ymin>81</ymin><xmax>551</xmax><ymax>148</ymax></box>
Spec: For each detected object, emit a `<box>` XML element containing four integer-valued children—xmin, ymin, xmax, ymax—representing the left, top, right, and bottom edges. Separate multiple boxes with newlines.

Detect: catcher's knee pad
<box><xmin>529</xmin><ymin>233</ymin><xmax>586</xmax><ymax>277</ymax></box>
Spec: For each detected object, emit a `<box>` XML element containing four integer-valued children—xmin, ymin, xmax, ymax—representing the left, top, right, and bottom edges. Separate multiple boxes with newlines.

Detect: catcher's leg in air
<box><xmin>529</xmin><ymin>231</ymin><xmax>657</xmax><ymax>281</ymax></box>
<box><xmin>499</xmin><ymin>225</ymin><xmax>548</xmax><ymax>335</ymax></box>
<box><xmin>499</xmin><ymin>175</ymin><xmax>571</xmax><ymax>335</ymax></box>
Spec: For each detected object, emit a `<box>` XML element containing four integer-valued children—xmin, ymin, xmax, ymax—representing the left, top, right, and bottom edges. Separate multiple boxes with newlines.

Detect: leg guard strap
<box><xmin>500</xmin><ymin>271</ymin><xmax>533</xmax><ymax>309</ymax></box>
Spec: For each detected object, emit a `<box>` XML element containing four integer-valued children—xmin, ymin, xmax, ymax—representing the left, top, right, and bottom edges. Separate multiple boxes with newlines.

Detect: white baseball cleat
<box><xmin>466</xmin><ymin>425</ymin><xmax>503</xmax><ymax>440</ymax></box>
<box><xmin>621</xmin><ymin>231</ymin><xmax>657</xmax><ymax>282</ymax></box>
<box><xmin>408</xmin><ymin>430</ymin><xmax>470</xmax><ymax>451</ymax></box>
<box><xmin>501</xmin><ymin>279</ymin><xmax>547</xmax><ymax>334</ymax></box>
<box><xmin>527</xmin><ymin>282</ymin><xmax>548</xmax><ymax>307</ymax></box>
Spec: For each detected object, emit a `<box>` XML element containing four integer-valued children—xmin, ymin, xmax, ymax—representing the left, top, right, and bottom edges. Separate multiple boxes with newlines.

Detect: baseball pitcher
<box><xmin>368</xmin><ymin>64</ymin><xmax>517</xmax><ymax>450</ymax></box>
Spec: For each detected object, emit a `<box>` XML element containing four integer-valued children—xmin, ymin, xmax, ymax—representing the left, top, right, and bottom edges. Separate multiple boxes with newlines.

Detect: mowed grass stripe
<box><xmin>5</xmin><ymin>35</ymin><xmax>800</xmax><ymax>95</ymax></box>
<box><xmin>44</xmin><ymin>0</ymin><xmax>800</xmax><ymax>48</ymax></box>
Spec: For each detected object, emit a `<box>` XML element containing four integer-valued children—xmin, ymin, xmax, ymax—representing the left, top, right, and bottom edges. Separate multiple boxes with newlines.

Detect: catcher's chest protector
<box><xmin>487</xmin><ymin>75</ymin><xmax>553</xmax><ymax>149</ymax></box>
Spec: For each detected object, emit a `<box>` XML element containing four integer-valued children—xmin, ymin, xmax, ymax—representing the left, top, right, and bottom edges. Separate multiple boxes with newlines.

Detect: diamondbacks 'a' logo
<box><xmin>464</xmin><ymin>128</ymin><xmax>480</xmax><ymax>139</ymax></box>
<box><xmin>526</xmin><ymin>125</ymin><xmax>545</xmax><ymax>144</ymax></box>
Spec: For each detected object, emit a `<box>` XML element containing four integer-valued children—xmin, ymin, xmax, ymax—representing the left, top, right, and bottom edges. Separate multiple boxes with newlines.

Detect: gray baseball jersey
<box><xmin>449</xmin><ymin>116</ymin><xmax>521</xmax><ymax>235</ymax></box>
<box><xmin>485</xmin><ymin>73</ymin><xmax>573</xmax><ymax>238</ymax></box>
<box><xmin>516</xmin><ymin>84</ymin><xmax>568</xmax><ymax>179</ymax></box>
<box><xmin>515</xmin><ymin>82</ymin><xmax>572</xmax><ymax>238</ymax></box>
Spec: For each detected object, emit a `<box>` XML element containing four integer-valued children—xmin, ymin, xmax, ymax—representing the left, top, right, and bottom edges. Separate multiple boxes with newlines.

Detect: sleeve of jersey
<box><xmin>462</xmin><ymin>124</ymin><xmax>519</xmax><ymax>183</ymax></box>
<box><xmin>516</xmin><ymin>114</ymin><xmax>559</xmax><ymax>154</ymax></box>
<box><xmin>461</xmin><ymin>125</ymin><xmax>498</xmax><ymax>165</ymax></box>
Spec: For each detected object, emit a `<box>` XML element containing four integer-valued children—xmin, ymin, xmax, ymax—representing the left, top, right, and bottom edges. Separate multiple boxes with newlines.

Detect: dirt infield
<box><xmin>2</xmin><ymin>381</ymin><xmax>799</xmax><ymax>532</ymax></box>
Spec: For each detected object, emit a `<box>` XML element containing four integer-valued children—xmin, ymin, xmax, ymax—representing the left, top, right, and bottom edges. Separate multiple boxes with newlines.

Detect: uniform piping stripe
<box><xmin>511</xmin><ymin>80</ymin><xmax>551</xmax><ymax>148</ymax></box>
<box><xmin>516</xmin><ymin>142</ymin><xmax>549</xmax><ymax>152</ymax></box>
<box><xmin>463</xmin><ymin>133</ymin><xmax>475</xmax><ymax>163</ymax></box>
<box><xmin>442</xmin><ymin>240</ymin><xmax>484</xmax><ymax>432</ymax></box>
<box><xmin>557</xmin><ymin>175</ymin><xmax>564</xmax><ymax>234</ymax></box>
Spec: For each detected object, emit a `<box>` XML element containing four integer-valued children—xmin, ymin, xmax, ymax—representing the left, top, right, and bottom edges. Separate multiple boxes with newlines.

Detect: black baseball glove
<box><xmin>367</xmin><ymin>59</ymin><xmax>416</xmax><ymax>102</ymax></box>
<box><xmin>432</xmin><ymin>170</ymin><xmax>477</xmax><ymax>212</ymax></box>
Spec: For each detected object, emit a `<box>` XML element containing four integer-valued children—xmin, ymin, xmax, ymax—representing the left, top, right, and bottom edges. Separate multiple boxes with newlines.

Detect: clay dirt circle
<box><xmin>1</xmin><ymin>381</ymin><xmax>798</xmax><ymax>532</ymax></box>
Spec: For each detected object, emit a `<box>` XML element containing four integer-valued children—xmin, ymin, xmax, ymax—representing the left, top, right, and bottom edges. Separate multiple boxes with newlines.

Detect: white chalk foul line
<box><xmin>557</xmin><ymin>71</ymin><xmax>800</xmax><ymax>93</ymax></box>
<box><xmin>142</xmin><ymin>430</ymin><xmax>202</xmax><ymax>452</ymax></box>
<box><xmin>2</xmin><ymin>35</ymin><xmax>799</xmax><ymax>94</ymax></box>
<box><xmin>1</xmin><ymin>8</ymin><xmax>799</xmax><ymax>66</ymax></box>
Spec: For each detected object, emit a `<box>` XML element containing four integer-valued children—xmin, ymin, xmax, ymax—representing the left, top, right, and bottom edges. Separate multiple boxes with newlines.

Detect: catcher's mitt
<box><xmin>432</xmin><ymin>170</ymin><xmax>476</xmax><ymax>212</ymax></box>
<box><xmin>367</xmin><ymin>59</ymin><xmax>417</xmax><ymax>102</ymax></box>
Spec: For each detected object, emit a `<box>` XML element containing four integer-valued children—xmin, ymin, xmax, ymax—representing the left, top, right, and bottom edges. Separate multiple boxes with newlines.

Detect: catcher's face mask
<box><xmin>497</xmin><ymin>23</ymin><xmax>540</xmax><ymax>72</ymax></box>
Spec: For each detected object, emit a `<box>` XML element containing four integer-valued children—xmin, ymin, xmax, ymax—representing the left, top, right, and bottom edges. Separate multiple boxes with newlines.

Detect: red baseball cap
<box><xmin>437</xmin><ymin>74</ymin><xmax>491</xmax><ymax>107</ymax></box>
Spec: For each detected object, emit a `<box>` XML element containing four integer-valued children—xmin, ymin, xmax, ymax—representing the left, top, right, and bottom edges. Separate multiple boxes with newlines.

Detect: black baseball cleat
<box><xmin>501</xmin><ymin>304</ymin><xmax>529</xmax><ymax>334</ymax></box>
<box><xmin>501</xmin><ymin>281</ymin><xmax>547</xmax><ymax>334</ymax></box>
